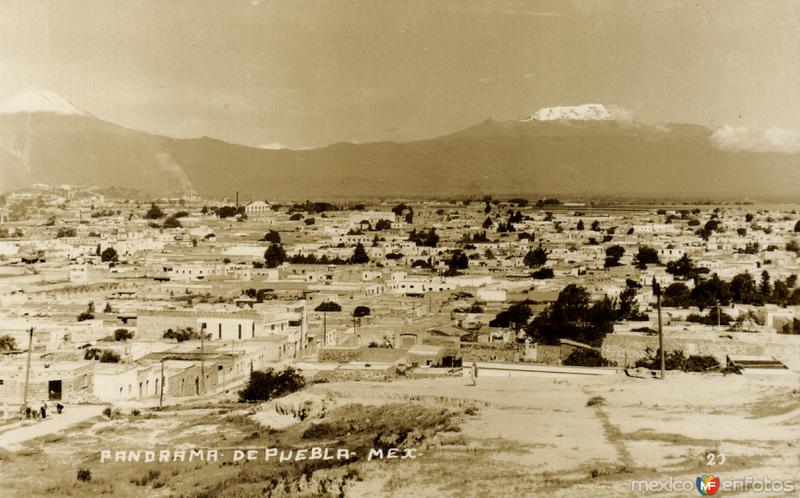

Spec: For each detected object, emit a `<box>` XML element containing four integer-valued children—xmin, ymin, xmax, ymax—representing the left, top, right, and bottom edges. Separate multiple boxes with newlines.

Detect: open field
<box><xmin>0</xmin><ymin>372</ymin><xmax>797</xmax><ymax>497</ymax></box>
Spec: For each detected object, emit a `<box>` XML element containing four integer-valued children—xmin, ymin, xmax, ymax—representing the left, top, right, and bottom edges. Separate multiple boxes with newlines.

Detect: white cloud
<box><xmin>711</xmin><ymin>125</ymin><xmax>800</xmax><ymax>154</ymax></box>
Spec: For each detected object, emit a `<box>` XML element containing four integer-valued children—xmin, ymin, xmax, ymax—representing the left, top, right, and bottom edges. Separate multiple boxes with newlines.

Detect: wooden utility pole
<box><xmin>653</xmin><ymin>278</ymin><xmax>665</xmax><ymax>380</ymax></box>
<box><xmin>159</xmin><ymin>358</ymin><xmax>165</xmax><ymax>409</ymax></box>
<box><xmin>322</xmin><ymin>312</ymin><xmax>327</xmax><ymax>346</ymax></box>
<box><xmin>22</xmin><ymin>328</ymin><xmax>33</xmax><ymax>406</ymax></box>
<box><xmin>199</xmin><ymin>326</ymin><xmax>205</xmax><ymax>395</ymax></box>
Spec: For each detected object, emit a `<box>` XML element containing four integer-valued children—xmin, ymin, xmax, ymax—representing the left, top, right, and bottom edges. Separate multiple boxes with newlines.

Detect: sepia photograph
<box><xmin>0</xmin><ymin>1</ymin><xmax>798</xmax><ymax>496</ymax></box>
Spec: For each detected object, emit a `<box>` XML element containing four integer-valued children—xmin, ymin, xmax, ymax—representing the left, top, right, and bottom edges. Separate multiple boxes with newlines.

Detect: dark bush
<box><xmin>562</xmin><ymin>349</ymin><xmax>615</xmax><ymax>367</ymax></box>
<box><xmin>239</xmin><ymin>367</ymin><xmax>305</xmax><ymax>402</ymax></box>
<box><xmin>76</xmin><ymin>468</ymin><xmax>92</xmax><ymax>482</ymax></box>
<box><xmin>634</xmin><ymin>348</ymin><xmax>720</xmax><ymax>372</ymax></box>
<box><xmin>683</xmin><ymin>355</ymin><xmax>720</xmax><ymax>372</ymax></box>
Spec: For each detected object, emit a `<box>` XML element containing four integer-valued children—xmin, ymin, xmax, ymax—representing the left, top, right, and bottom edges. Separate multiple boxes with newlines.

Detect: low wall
<box><xmin>460</xmin><ymin>342</ymin><xmax>524</xmax><ymax>362</ymax></box>
<box><xmin>601</xmin><ymin>330</ymin><xmax>800</xmax><ymax>370</ymax></box>
<box><xmin>313</xmin><ymin>365</ymin><xmax>397</xmax><ymax>382</ymax></box>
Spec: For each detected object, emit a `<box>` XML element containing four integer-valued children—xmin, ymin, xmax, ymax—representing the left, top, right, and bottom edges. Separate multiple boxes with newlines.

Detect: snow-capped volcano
<box><xmin>523</xmin><ymin>103</ymin><xmax>613</xmax><ymax>122</ymax></box>
<box><xmin>0</xmin><ymin>86</ymin><xmax>90</xmax><ymax>116</ymax></box>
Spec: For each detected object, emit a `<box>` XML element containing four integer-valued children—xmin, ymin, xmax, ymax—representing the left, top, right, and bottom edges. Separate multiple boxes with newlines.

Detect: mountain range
<box><xmin>1</xmin><ymin>88</ymin><xmax>799</xmax><ymax>200</ymax></box>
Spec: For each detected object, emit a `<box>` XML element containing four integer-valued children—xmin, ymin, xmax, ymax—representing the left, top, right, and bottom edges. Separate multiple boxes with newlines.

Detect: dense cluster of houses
<box><xmin>1</xmin><ymin>185</ymin><xmax>799</xmax><ymax>405</ymax></box>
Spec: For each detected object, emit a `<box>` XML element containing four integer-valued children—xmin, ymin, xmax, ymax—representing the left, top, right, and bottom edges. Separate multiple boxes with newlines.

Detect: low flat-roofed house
<box><xmin>0</xmin><ymin>359</ymin><xmax>94</xmax><ymax>403</ymax></box>
<box><xmin>93</xmin><ymin>363</ymin><xmax>139</xmax><ymax>401</ymax></box>
<box><xmin>407</xmin><ymin>344</ymin><xmax>446</xmax><ymax>366</ymax></box>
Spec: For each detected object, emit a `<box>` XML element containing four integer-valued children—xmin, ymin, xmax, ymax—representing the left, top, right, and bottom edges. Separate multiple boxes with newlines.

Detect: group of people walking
<box><xmin>18</xmin><ymin>400</ymin><xmax>63</xmax><ymax>420</ymax></box>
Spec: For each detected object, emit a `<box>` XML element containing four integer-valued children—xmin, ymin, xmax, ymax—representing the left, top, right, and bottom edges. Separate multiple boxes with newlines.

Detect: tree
<box><xmin>590</xmin><ymin>220</ymin><xmax>601</xmax><ymax>231</ymax></box>
<box><xmin>315</xmin><ymin>301</ymin><xmax>341</xmax><ymax>346</ymax></box>
<box><xmin>162</xmin><ymin>215</ymin><xmax>182</xmax><ymax>229</ymax></box>
<box><xmin>482</xmin><ymin>217</ymin><xmax>493</xmax><ymax>229</ymax></box>
<box><xmin>604</xmin><ymin>245</ymin><xmax>625</xmax><ymax>268</ymax></box>
<box><xmin>144</xmin><ymin>203</ymin><xmax>164</xmax><ymax>219</ymax></box>
<box><xmin>523</xmin><ymin>245</ymin><xmax>549</xmax><ymax>268</ymax></box>
<box><xmin>353</xmin><ymin>306</ymin><xmax>371</xmax><ymax>318</ymax></box>
<box><xmin>350</xmin><ymin>243</ymin><xmax>370</xmax><ymax>264</ymax></box>
<box><xmin>633</xmin><ymin>246</ymin><xmax>660</xmax><ymax>269</ymax></box>
<box><xmin>261</xmin><ymin>230</ymin><xmax>281</xmax><ymax>243</ymax></box>
<box><xmin>576</xmin><ymin>219</ymin><xmax>585</xmax><ymax>230</ymax></box>
<box><xmin>757</xmin><ymin>271</ymin><xmax>771</xmax><ymax>300</ymax></box>
<box><xmin>0</xmin><ymin>334</ymin><xmax>17</xmax><ymax>351</ymax></box>
<box><xmin>99</xmin><ymin>350</ymin><xmax>121</xmax><ymax>363</ymax></box>
<box><xmin>77</xmin><ymin>302</ymin><xmax>95</xmax><ymax>322</ymax></box>
<box><xmin>113</xmin><ymin>328</ymin><xmax>134</xmax><ymax>341</ymax></box>
<box><xmin>531</xmin><ymin>268</ymin><xmax>554</xmax><ymax>279</ymax></box>
<box><xmin>239</xmin><ymin>367</ymin><xmax>305</xmax><ymax>402</ymax></box>
<box><xmin>526</xmin><ymin>284</ymin><xmax>613</xmax><ymax>347</ymax></box>
<box><xmin>408</xmin><ymin>228</ymin><xmax>439</xmax><ymax>247</ymax></box>
<box><xmin>665</xmin><ymin>254</ymin><xmax>698</xmax><ymax>280</ymax></box>
<box><xmin>690</xmin><ymin>274</ymin><xmax>731</xmax><ymax>310</ymax></box>
<box><xmin>794</xmin><ymin>220</ymin><xmax>800</xmax><ymax>232</ymax></box>
<box><xmin>374</xmin><ymin>219</ymin><xmax>392</xmax><ymax>231</ymax></box>
<box><xmin>489</xmin><ymin>303</ymin><xmax>532</xmax><ymax>330</ymax></box>
<box><xmin>353</xmin><ymin>305</ymin><xmax>371</xmax><ymax>332</ymax></box>
<box><xmin>562</xmin><ymin>349</ymin><xmax>614</xmax><ymax>367</ymax></box>
<box><xmin>100</xmin><ymin>247</ymin><xmax>118</xmax><ymax>263</ymax></box>
<box><xmin>56</xmin><ymin>227</ymin><xmax>77</xmax><ymax>238</ymax></box>
<box><xmin>447</xmin><ymin>250</ymin><xmax>469</xmax><ymax>275</ymax></box>
<box><xmin>264</xmin><ymin>244</ymin><xmax>287</xmax><ymax>268</ymax></box>
<box><xmin>663</xmin><ymin>282</ymin><xmax>691</xmax><ymax>308</ymax></box>
<box><xmin>730</xmin><ymin>272</ymin><xmax>761</xmax><ymax>304</ymax></box>
<box><xmin>616</xmin><ymin>279</ymin><xmax>642</xmax><ymax>320</ymax></box>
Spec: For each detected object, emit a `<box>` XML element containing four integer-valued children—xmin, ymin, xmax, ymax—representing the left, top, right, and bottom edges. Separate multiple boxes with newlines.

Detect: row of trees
<box><xmin>662</xmin><ymin>270</ymin><xmax>799</xmax><ymax>309</ymax></box>
<box><xmin>264</xmin><ymin>242</ymin><xmax>370</xmax><ymax>268</ymax></box>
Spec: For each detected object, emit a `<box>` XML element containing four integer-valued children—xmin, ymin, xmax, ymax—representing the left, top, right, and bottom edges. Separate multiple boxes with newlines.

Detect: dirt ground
<box><xmin>0</xmin><ymin>371</ymin><xmax>797</xmax><ymax>497</ymax></box>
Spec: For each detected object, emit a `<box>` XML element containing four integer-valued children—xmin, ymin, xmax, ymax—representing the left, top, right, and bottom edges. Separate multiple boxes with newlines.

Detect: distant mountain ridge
<box><xmin>0</xmin><ymin>88</ymin><xmax>799</xmax><ymax>200</ymax></box>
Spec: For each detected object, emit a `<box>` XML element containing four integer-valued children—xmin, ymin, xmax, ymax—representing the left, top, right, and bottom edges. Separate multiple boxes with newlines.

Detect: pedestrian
<box><xmin>56</xmin><ymin>403</ymin><xmax>64</xmax><ymax>415</ymax></box>
<box><xmin>40</xmin><ymin>400</ymin><xmax>47</xmax><ymax>419</ymax></box>
<box><xmin>468</xmin><ymin>362</ymin><xmax>476</xmax><ymax>386</ymax></box>
<box><xmin>472</xmin><ymin>362</ymin><xmax>478</xmax><ymax>385</ymax></box>
<box><xmin>25</xmin><ymin>402</ymin><xmax>31</xmax><ymax>419</ymax></box>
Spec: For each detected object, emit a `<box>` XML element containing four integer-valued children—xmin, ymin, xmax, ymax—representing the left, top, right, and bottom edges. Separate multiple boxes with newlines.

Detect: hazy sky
<box><xmin>1</xmin><ymin>0</ymin><xmax>798</xmax><ymax>149</ymax></box>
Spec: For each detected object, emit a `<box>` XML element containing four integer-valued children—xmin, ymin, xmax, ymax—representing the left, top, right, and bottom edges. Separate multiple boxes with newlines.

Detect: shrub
<box><xmin>531</xmin><ymin>268</ymin><xmax>554</xmax><ymax>279</ymax></box>
<box><xmin>102</xmin><ymin>407</ymin><xmax>112</xmax><ymax>418</ymax></box>
<box><xmin>76</xmin><ymin>468</ymin><xmax>92</xmax><ymax>482</ymax></box>
<box><xmin>99</xmin><ymin>350</ymin><xmax>121</xmax><ymax>363</ymax></box>
<box><xmin>113</xmin><ymin>328</ymin><xmax>134</xmax><ymax>341</ymax></box>
<box><xmin>683</xmin><ymin>355</ymin><xmax>720</xmax><ymax>372</ymax></box>
<box><xmin>634</xmin><ymin>348</ymin><xmax>720</xmax><ymax>372</ymax></box>
<box><xmin>239</xmin><ymin>367</ymin><xmax>305</xmax><ymax>402</ymax></box>
<box><xmin>586</xmin><ymin>396</ymin><xmax>606</xmax><ymax>407</ymax></box>
<box><xmin>562</xmin><ymin>349</ymin><xmax>615</xmax><ymax>367</ymax></box>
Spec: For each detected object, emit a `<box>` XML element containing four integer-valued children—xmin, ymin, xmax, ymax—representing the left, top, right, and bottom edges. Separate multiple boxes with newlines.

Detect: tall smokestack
<box><xmin>235</xmin><ymin>191</ymin><xmax>239</xmax><ymax>209</ymax></box>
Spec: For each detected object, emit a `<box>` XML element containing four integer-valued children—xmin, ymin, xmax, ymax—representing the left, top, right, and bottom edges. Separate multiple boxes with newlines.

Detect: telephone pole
<box><xmin>22</xmin><ymin>328</ymin><xmax>33</xmax><ymax>405</ymax></box>
<box><xmin>199</xmin><ymin>326</ymin><xmax>205</xmax><ymax>395</ymax></box>
<box><xmin>159</xmin><ymin>358</ymin><xmax>165</xmax><ymax>409</ymax></box>
<box><xmin>653</xmin><ymin>277</ymin><xmax>665</xmax><ymax>380</ymax></box>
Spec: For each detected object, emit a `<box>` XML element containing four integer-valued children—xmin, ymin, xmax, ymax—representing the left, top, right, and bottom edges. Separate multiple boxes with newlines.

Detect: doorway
<box><xmin>48</xmin><ymin>380</ymin><xmax>62</xmax><ymax>400</ymax></box>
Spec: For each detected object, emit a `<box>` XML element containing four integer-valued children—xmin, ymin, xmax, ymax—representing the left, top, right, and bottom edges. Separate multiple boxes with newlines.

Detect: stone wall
<box><xmin>313</xmin><ymin>366</ymin><xmax>396</xmax><ymax>382</ymax></box>
<box><xmin>601</xmin><ymin>330</ymin><xmax>800</xmax><ymax>369</ymax></box>
<box><xmin>460</xmin><ymin>342</ymin><xmax>524</xmax><ymax>362</ymax></box>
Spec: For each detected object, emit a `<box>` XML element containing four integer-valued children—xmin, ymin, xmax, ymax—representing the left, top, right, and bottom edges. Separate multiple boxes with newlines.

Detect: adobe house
<box><xmin>0</xmin><ymin>359</ymin><xmax>94</xmax><ymax>403</ymax></box>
